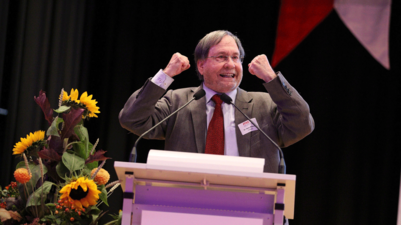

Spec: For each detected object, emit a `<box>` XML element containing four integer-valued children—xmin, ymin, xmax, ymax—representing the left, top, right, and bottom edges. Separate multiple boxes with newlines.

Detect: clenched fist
<box><xmin>248</xmin><ymin>54</ymin><xmax>277</xmax><ymax>83</ymax></box>
<box><xmin>163</xmin><ymin>53</ymin><xmax>191</xmax><ymax>77</ymax></box>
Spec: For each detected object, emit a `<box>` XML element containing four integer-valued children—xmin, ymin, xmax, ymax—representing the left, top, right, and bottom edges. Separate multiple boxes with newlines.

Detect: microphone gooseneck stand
<box><xmin>129</xmin><ymin>89</ymin><xmax>206</xmax><ymax>162</ymax></box>
<box><xmin>220</xmin><ymin>93</ymin><xmax>286</xmax><ymax>174</ymax></box>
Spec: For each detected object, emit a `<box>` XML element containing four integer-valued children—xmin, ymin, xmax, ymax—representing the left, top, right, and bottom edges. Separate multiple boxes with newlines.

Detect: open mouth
<box><xmin>220</xmin><ymin>74</ymin><xmax>235</xmax><ymax>78</ymax></box>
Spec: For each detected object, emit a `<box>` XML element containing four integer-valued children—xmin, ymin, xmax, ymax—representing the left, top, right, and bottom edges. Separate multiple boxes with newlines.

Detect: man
<box><xmin>119</xmin><ymin>30</ymin><xmax>314</xmax><ymax>173</ymax></box>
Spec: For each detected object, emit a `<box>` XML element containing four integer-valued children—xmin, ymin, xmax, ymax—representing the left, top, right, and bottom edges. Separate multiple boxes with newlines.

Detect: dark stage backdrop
<box><xmin>1</xmin><ymin>1</ymin><xmax>400</xmax><ymax>224</ymax></box>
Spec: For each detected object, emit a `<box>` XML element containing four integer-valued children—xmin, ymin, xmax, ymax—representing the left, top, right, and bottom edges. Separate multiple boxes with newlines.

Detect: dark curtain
<box><xmin>1</xmin><ymin>1</ymin><xmax>400</xmax><ymax>225</ymax></box>
<box><xmin>1</xmin><ymin>0</ymin><xmax>87</xmax><ymax>184</ymax></box>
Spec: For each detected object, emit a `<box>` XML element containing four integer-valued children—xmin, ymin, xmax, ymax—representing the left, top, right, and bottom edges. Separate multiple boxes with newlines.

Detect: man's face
<box><xmin>197</xmin><ymin>35</ymin><xmax>243</xmax><ymax>93</ymax></box>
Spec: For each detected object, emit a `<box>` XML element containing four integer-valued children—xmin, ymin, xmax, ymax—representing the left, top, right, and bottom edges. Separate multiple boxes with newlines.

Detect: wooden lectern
<box><xmin>114</xmin><ymin>150</ymin><xmax>296</xmax><ymax>225</ymax></box>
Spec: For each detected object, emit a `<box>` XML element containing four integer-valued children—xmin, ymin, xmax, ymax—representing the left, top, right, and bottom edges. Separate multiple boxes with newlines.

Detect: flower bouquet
<box><xmin>0</xmin><ymin>89</ymin><xmax>121</xmax><ymax>225</ymax></box>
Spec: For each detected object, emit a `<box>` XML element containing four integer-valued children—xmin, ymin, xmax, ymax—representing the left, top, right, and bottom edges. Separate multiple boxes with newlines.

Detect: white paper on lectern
<box><xmin>147</xmin><ymin>150</ymin><xmax>265</xmax><ymax>174</ymax></box>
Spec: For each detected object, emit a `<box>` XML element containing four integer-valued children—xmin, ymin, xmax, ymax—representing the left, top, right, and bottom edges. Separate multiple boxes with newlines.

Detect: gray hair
<box><xmin>194</xmin><ymin>30</ymin><xmax>245</xmax><ymax>80</ymax></box>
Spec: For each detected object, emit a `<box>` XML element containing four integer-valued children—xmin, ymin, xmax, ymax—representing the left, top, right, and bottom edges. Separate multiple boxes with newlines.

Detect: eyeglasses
<box><xmin>208</xmin><ymin>55</ymin><xmax>244</xmax><ymax>63</ymax></box>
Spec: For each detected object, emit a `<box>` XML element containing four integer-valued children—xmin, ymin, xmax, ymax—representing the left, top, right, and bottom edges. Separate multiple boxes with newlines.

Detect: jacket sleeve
<box><xmin>118</xmin><ymin>78</ymin><xmax>173</xmax><ymax>140</ymax></box>
<box><xmin>263</xmin><ymin>72</ymin><xmax>315</xmax><ymax>147</ymax></box>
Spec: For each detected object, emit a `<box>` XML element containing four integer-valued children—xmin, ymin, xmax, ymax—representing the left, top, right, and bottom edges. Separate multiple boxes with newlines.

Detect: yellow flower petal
<box><xmin>74</xmin><ymin>200</ymin><xmax>82</xmax><ymax>209</ymax></box>
<box><xmin>58</xmin><ymin>176</ymin><xmax>100</xmax><ymax>210</ymax></box>
<box><xmin>80</xmin><ymin>198</ymin><xmax>89</xmax><ymax>208</ymax></box>
<box><xmin>61</xmin><ymin>90</ymin><xmax>69</xmax><ymax>101</ymax></box>
<box><xmin>70</xmin><ymin>89</ymin><xmax>79</xmax><ymax>101</ymax></box>
<box><xmin>80</xmin><ymin>182</ymin><xmax>88</xmax><ymax>192</ymax></box>
<box><xmin>12</xmin><ymin>131</ymin><xmax>45</xmax><ymax>155</ymax></box>
<box><xmin>79</xmin><ymin>91</ymin><xmax>100</xmax><ymax>118</ymax></box>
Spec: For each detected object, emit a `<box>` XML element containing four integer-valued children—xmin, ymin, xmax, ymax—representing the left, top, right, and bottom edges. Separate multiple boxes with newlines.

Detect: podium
<box><xmin>114</xmin><ymin>150</ymin><xmax>296</xmax><ymax>225</ymax></box>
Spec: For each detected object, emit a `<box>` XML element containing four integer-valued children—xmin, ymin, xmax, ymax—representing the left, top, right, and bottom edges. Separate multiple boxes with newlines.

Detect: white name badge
<box><xmin>238</xmin><ymin>118</ymin><xmax>259</xmax><ymax>135</ymax></box>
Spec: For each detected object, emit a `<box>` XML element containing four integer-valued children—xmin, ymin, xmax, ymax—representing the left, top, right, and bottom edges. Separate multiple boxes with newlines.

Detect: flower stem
<box><xmin>39</xmin><ymin>158</ymin><xmax>45</xmax><ymax>217</ymax></box>
<box><xmin>23</xmin><ymin>183</ymin><xmax>28</xmax><ymax>202</ymax></box>
<box><xmin>29</xmin><ymin>182</ymin><xmax>39</xmax><ymax>218</ymax></box>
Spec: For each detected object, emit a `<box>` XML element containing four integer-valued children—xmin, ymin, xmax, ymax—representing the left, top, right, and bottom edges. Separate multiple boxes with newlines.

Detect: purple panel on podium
<box><xmin>135</xmin><ymin>185</ymin><xmax>274</xmax><ymax>214</ymax></box>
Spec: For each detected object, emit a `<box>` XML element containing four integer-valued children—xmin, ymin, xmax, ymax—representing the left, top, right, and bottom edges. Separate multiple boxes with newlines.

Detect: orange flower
<box><xmin>14</xmin><ymin>168</ymin><xmax>32</xmax><ymax>184</ymax></box>
<box><xmin>90</xmin><ymin>168</ymin><xmax>110</xmax><ymax>185</ymax></box>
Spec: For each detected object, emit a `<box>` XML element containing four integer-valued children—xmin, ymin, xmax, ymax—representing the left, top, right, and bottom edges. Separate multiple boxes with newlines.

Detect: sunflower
<box><xmin>79</xmin><ymin>92</ymin><xmax>100</xmax><ymax>118</ymax></box>
<box><xmin>59</xmin><ymin>177</ymin><xmax>101</xmax><ymax>210</ymax></box>
<box><xmin>12</xmin><ymin>130</ymin><xmax>45</xmax><ymax>155</ymax></box>
<box><xmin>61</xmin><ymin>88</ymin><xmax>80</xmax><ymax>103</ymax></box>
<box><xmin>61</xmin><ymin>89</ymin><xmax>100</xmax><ymax>119</ymax></box>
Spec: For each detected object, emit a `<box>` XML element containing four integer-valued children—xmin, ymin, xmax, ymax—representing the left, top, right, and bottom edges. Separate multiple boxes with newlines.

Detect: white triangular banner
<box><xmin>334</xmin><ymin>0</ymin><xmax>391</xmax><ymax>69</ymax></box>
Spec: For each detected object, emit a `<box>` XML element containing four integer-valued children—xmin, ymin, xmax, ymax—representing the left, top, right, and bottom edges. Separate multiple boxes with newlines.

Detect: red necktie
<box><xmin>205</xmin><ymin>95</ymin><xmax>224</xmax><ymax>155</ymax></box>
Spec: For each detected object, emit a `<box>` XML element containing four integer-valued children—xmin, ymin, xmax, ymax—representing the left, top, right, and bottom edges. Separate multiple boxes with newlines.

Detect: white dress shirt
<box><xmin>151</xmin><ymin>69</ymin><xmax>239</xmax><ymax>156</ymax></box>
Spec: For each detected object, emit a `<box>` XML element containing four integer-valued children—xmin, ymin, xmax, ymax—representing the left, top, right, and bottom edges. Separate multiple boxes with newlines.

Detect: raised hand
<box><xmin>248</xmin><ymin>54</ymin><xmax>277</xmax><ymax>83</ymax></box>
<box><xmin>163</xmin><ymin>53</ymin><xmax>191</xmax><ymax>77</ymax></box>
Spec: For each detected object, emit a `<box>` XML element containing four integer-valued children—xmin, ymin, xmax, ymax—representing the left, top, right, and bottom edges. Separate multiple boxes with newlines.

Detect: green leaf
<box><xmin>104</xmin><ymin>211</ymin><xmax>122</xmax><ymax>225</ymax></box>
<box><xmin>89</xmin><ymin>206</ymin><xmax>101</xmax><ymax>215</ymax></box>
<box><xmin>98</xmin><ymin>185</ymin><xmax>108</xmax><ymax>206</ymax></box>
<box><xmin>73</xmin><ymin>141</ymin><xmax>86</xmax><ymax>159</ymax></box>
<box><xmin>47</xmin><ymin>117</ymin><xmax>64</xmax><ymax>137</ymax></box>
<box><xmin>73</xmin><ymin>125</ymin><xmax>90</xmax><ymax>158</ymax></box>
<box><xmin>89</xmin><ymin>206</ymin><xmax>101</xmax><ymax>222</ymax></box>
<box><xmin>62</xmin><ymin>152</ymin><xmax>85</xmax><ymax>172</ymax></box>
<box><xmin>54</xmin><ymin>105</ymin><xmax>71</xmax><ymax>114</ymax></box>
<box><xmin>82</xmin><ymin>167</ymin><xmax>91</xmax><ymax>177</ymax></box>
<box><xmin>15</xmin><ymin>161</ymin><xmax>28</xmax><ymax>175</ymax></box>
<box><xmin>26</xmin><ymin>181</ymin><xmax>55</xmax><ymax>207</ymax></box>
<box><xmin>46</xmin><ymin>203</ymin><xmax>56</xmax><ymax>209</ymax></box>
<box><xmin>85</xmin><ymin>161</ymin><xmax>98</xmax><ymax>171</ymax></box>
<box><xmin>73</xmin><ymin>141</ymin><xmax>93</xmax><ymax>161</ymax></box>
<box><xmin>56</xmin><ymin>161</ymin><xmax>70</xmax><ymax>179</ymax></box>
<box><xmin>15</xmin><ymin>161</ymin><xmax>25</xmax><ymax>169</ymax></box>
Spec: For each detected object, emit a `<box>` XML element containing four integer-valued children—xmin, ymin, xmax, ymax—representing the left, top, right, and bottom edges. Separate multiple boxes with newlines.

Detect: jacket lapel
<box><xmin>190</xmin><ymin>86</ymin><xmax>207</xmax><ymax>153</ymax></box>
<box><xmin>235</xmin><ymin>88</ymin><xmax>254</xmax><ymax>157</ymax></box>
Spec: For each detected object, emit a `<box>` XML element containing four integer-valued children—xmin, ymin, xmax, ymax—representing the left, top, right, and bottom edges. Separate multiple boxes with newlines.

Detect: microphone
<box><xmin>220</xmin><ymin>93</ymin><xmax>286</xmax><ymax>174</ymax></box>
<box><xmin>129</xmin><ymin>89</ymin><xmax>206</xmax><ymax>162</ymax></box>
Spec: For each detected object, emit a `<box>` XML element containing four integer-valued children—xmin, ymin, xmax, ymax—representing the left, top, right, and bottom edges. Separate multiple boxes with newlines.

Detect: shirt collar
<box><xmin>202</xmin><ymin>83</ymin><xmax>237</xmax><ymax>104</ymax></box>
